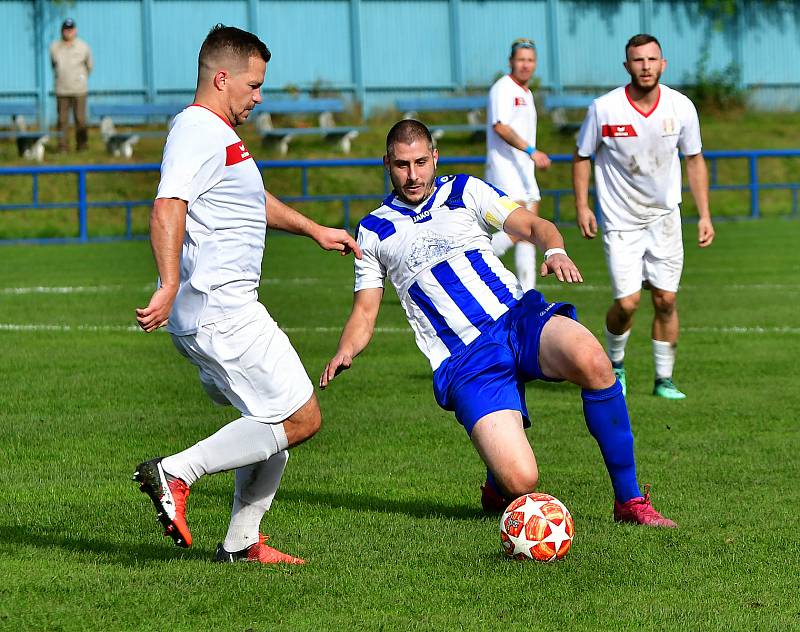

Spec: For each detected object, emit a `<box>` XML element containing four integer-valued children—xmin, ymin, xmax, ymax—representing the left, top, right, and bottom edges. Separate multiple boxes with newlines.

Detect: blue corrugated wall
<box><xmin>3</xmin><ymin>0</ymin><xmax>799</xmax><ymax>123</ymax></box>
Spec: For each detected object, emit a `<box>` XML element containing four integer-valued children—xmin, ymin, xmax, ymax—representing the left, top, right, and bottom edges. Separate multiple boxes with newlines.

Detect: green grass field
<box><xmin>1</xmin><ymin>217</ymin><xmax>799</xmax><ymax>630</ymax></box>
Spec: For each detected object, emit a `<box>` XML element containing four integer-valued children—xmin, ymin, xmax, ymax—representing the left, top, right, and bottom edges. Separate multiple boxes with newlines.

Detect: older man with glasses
<box><xmin>485</xmin><ymin>38</ymin><xmax>551</xmax><ymax>293</ymax></box>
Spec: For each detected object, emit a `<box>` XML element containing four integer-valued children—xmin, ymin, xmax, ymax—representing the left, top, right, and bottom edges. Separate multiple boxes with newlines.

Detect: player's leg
<box><xmin>75</xmin><ymin>94</ymin><xmax>89</xmax><ymax>151</ymax></box>
<box><xmin>135</xmin><ymin>303</ymin><xmax>318</xmax><ymax>550</ymax></box>
<box><xmin>645</xmin><ymin>211</ymin><xmax>686</xmax><ymax>399</ymax></box>
<box><xmin>471</xmin><ymin>409</ymin><xmax>539</xmax><ymax>512</ymax></box>
<box><xmin>56</xmin><ymin>97</ymin><xmax>70</xmax><ymax>152</ymax></box>
<box><xmin>514</xmin><ymin>198</ymin><xmax>539</xmax><ymax>292</ymax></box>
<box><xmin>537</xmin><ymin>315</ymin><xmax>676</xmax><ymax>527</ymax></box>
<box><xmin>602</xmin><ymin>228</ymin><xmax>648</xmax><ymax>396</ymax></box>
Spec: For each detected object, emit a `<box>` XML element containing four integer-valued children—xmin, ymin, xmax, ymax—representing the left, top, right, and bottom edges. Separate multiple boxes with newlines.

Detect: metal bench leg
<box><xmin>338</xmin><ymin>130</ymin><xmax>360</xmax><ymax>154</ymax></box>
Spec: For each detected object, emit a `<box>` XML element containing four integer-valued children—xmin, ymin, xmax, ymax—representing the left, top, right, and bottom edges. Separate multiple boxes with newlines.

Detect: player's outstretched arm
<box><xmin>572</xmin><ymin>151</ymin><xmax>597</xmax><ymax>239</ymax></box>
<box><xmin>503</xmin><ymin>209</ymin><xmax>583</xmax><ymax>283</ymax></box>
<box><xmin>685</xmin><ymin>153</ymin><xmax>715</xmax><ymax>248</ymax></box>
<box><xmin>320</xmin><ymin>288</ymin><xmax>383</xmax><ymax>389</ymax></box>
<box><xmin>265</xmin><ymin>191</ymin><xmax>362</xmax><ymax>259</ymax></box>
<box><xmin>135</xmin><ymin>197</ymin><xmax>187</xmax><ymax>332</ymax></box>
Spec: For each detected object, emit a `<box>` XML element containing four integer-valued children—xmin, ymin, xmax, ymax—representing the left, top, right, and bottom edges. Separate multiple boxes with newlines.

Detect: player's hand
<box><xmin>532</xmin><ymin>150</ymin><xmax>551</xmax><ymax>170</ymax></box>
<box><xmin>540</xmin><ymin>253</ymin><xmax>583</xmax><ymax>284</ymax></box>
<box><xmin>576</xmin><ymin>206</ymin><xmax>598</xmax><ymax>239</ymax></box>
<box><xmin>314</xmin><ymin>226</ymin><xmax>363</xmax><ymax>259</ymax></box>
<box><xmin>135</xmin><ymin>286</ymin><xmax>176</xmax><ymax>332</ymax></box>
<box><xmin>319</xmin><ymin>352</ymin><xmax>353</xmax><ymax>389</ymax></box>
<box><xmin>698</xmin><ymin>217</ymin><xmax>715</xmax><ymax>248</ymax></box>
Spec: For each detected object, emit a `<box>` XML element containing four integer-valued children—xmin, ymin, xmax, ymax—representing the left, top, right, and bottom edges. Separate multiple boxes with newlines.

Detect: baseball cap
<box><xmin>62</xmin><ymin>18</ymin><xmax>76</xmax><ymax>29</ymax></box>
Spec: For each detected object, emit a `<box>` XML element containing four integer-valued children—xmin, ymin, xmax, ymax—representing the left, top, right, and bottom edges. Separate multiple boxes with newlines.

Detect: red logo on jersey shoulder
<box><xmin>514</xmin><ymin>97</ymin><xmax>527</xmax><ymax>106</ymax></box>
<box><xmin>225</xmin><ymin>141</ymin><xmax>252</xmax><ymax>166</ymax></box>
<box><xmin>602</xmin><ymin>124</ymin><xmax>638</xmax><ymax>138</ymax></box>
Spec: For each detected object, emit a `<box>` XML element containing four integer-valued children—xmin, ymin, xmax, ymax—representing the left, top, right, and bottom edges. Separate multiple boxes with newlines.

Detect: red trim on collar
<box><xmin>508</xmin><ymin>74</ymin><xmax>531</xmax><ymax>92</ymax></box>
<box><xmin>625</xmin><ymin>84</ymin><xmax>660</xmax><ymax>118</ymax></box>
<box><xmin>189</xmin><ymin>103</ymin><xmax>234</xmax><ymax>129</ymax></box>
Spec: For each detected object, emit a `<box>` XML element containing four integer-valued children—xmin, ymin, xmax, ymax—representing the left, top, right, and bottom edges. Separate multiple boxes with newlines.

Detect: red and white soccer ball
<box><xmin>500</xmin><ymin>493</ymin><xmax>574</xmax><ymax>562</ymax></box>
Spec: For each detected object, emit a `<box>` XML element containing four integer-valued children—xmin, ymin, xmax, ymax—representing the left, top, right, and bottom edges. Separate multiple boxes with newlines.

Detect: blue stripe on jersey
<box><xmin>465</xmin><ymin>249</ymin><xmax>519</xmax><ymax>308</ymax></box>
<box><xmin>443</xmin><ymin>174</ymin><xmax>469</xmax><ymax>210</ymax></box>
<box><xmin>480</xmin><ymin>177</ymin><xmax>507</xmax><ymax>198</ymax></box>
<box><xmin>430</xmin><ymin>259</ymin><xmax>494</xmax><ymax>331</ymax></box>
<box><xmin>382</xmin><ymin>194</ymin><xmax>417</xmax><ymax>216</ymax></box>
<box><xmin>408</xmin><ymin>282</ymin><xmax>464</xmax><ymax>354</ymax></box>
<box><xmin>357</xmin><ymin>214</ymin><xmax>396</xmax><ymax>241</ymax></box>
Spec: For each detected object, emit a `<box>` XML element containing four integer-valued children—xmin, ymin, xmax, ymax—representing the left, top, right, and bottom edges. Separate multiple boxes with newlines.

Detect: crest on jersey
<box><xmin>662</xmin><ymin>117</ymin><xmax>677</xmax><ymax>135</ymax></box>
<box><xmin>407</xmin><ymin>231</ymin><xmax>454</xmax><ymax>271</ymax></box>
<box><xmin>225</xmin><ymin>141</ymin><xmax>252</xmax><ymax>165</ymax></box>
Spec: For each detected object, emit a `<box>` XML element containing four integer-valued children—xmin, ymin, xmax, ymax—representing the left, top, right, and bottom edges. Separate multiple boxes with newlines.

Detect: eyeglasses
<box><xmin>511</xmin><ymin>38</ymin><xmax>536</xmax><ymax>55</ymax></box>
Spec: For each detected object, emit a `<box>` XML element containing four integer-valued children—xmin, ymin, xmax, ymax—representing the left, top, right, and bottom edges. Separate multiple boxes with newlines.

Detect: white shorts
<box><xmin>602</xmin><ymin>210</ymin><xmax>684</xmax><ymax>299</ymax></box>
<box><xmin>171</xmin><ymin>301</ymin><xmax>314</xmax><ymax>424</ymax></box>
<box><xmin>485</xmin><ymin>167</ymin><xmax>541</xmax><ymax>204</ymax></box>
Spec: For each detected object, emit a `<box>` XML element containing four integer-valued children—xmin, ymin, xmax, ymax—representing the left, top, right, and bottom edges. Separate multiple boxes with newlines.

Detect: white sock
<box><xmin>652</xmin><ymin>339</ymin><xmax>676</xmax><ymax>380</ymax></box>
<box><xmin>491</xmin><ymin>232</ymin><xmax>514</xmax><ymax>257</ymax></box>
<box><xmin>604</xmin><ymin>325</ymin><xmax>631</xmax><ymax>366</ymax></box>
<box><xmin>223</xmin><ymin>450</ymin><xmax>289</xmax><ymax>552</ymax></box>
<box><xmin>162</xmin><ymin>418</ymin><xmax>289</xmax><ymax>486</ymax></box>
<box><xmin>514</xmin><ymin>241</ymin><xmax>536</xmax><ymax>292</ymax></box>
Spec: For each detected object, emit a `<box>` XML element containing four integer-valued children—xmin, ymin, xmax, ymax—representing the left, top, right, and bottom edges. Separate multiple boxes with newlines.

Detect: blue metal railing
<box><xmin>0</xmin><ymin>150</ymin><xmax>798</xmax><ymax>245</ymax></box>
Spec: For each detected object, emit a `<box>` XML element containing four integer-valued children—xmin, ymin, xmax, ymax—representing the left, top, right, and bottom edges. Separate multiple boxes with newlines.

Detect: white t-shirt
<box><xmin>156</xmin><ymin>105</ymin><xmax>266</xmax><ymax>335</ymax></box>
<box><xmin>576</xmin><ymin>84</ymin><xmax>702</xmax><ymax>230</ymax></box>
<box><xmin>355</xmin><ymin>175</ymin><xmax>524</xmax><ymax>371</ymax></box>
<box><xmin>485</xmin><ymin>74</ymin><xmax>538</xmax><ymax>200</ymax></box>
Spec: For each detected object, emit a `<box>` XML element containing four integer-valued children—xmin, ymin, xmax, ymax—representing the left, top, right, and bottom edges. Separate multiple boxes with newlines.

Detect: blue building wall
<box><xmin>3</xmin><ymin>0</ymin><xmax>800</xmax><ymax>123</ymax></box>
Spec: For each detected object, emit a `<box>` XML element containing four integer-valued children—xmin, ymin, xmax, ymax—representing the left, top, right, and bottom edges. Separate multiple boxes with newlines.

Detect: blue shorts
<box><xmin>432</xmin><ymin>290</ymin><xmax>577</xmax><ymax>435</ymax></box>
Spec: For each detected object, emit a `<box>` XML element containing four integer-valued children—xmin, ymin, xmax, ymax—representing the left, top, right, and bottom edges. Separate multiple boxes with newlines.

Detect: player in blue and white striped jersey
<box><xmin>320</xmin><ymin>120</ymin><xmax>676</xmax><ymax>527</ymax></box>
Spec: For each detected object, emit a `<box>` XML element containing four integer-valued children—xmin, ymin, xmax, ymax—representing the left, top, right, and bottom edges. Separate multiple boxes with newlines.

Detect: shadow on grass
<box><xmin>206</xmin><ymin>487</ymin><xmax>490</xmax><ymax>521</ymax></box>
<box><xmin>0</xmin><ymin>523</ymin><xmax>212</xmax><ymax>566</ymax></box>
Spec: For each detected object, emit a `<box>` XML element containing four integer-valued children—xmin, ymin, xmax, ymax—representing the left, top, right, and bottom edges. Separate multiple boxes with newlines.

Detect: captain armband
<box><xmin>485</xmin><ymin>196</ymin><xmax>521</xmax><ymax>231</ymax></box>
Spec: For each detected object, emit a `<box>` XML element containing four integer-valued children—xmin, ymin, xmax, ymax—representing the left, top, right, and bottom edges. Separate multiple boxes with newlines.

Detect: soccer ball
<box><xmin>500</xmin><ymin>493</ymin><xmax>574</xmax><ymax>562</ymax></box>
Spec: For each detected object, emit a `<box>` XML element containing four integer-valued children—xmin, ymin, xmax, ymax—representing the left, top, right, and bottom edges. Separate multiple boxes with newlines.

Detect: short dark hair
<box><xmin>625</xmin><ymin>34</ymin><xmax>662</xmax><ymax>58</ymax></box>
<box><xmin>386</xmin><ymin>119</ymin><xmax>434</xmax><ymax>156</ymax></box>
<box><xmin>198</xmin><ymin>24</ymin><xmax>271</xmax><ymax>74</ymax></box>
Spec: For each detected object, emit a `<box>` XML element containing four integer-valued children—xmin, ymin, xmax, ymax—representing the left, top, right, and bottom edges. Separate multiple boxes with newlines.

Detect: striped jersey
<box><xmin>355</xmin><ymin>174</ymin><xmax>524</xmax><ymax>371</ymax></box>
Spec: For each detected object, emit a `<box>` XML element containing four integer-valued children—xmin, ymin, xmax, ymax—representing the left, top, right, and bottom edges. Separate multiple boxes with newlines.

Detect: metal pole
<box><xmin>449</xmin><ymin>0</ymin><xmax>463</xmax><ymax>92</ymax></box>
<box><xmin>78</xmin><ymin>170</ymin><xmax>88</xmax><ymax>242</ymax></box>
<box><xmin>546</xmin><ymin>0</ymin><xmax>562</xmax><ymax>94</ymax></box>
<box><xmin>247</xmin><ymin>0</ymin><xmax>259</xmax><ymax>33</ymax></box>
<box><xmin>349</xmin><ymin>0</ymin><xmax>366</xmax><ymax>112</ymax></box>
<box><xmin>141</xmin><ymin>0</ymin><xmax>156</xmax><ymax>103</ymax></box>
<box><xmin>640</xmin><ymin>0</ymin><xmax>653</xmax><ymax>34</ymax></box>
<box><xmin>35</xmin><ymin>0</ymin><xmax>49</xmax><ymax>126</ymax></box>
<box><xmin>749</xmin><ymin>154</ymin><xmax>759</xmax><ymax>218</ymax></box>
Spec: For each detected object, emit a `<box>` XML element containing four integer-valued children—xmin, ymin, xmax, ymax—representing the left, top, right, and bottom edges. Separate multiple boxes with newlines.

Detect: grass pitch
<box><xmin>1</xmin><ymin>218</ymin><xmax>799</xmax><ymax>631</ymax></box>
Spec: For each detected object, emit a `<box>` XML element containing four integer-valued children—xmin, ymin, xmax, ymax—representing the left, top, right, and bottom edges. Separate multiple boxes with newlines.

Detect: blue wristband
<box><xmin>524</xmin><ymin>145</ymin><xmax>536</xmax><ymax>156</ymax></box>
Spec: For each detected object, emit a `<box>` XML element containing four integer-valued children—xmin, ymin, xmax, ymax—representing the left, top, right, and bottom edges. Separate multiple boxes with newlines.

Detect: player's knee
<box><xmin>503</xmin><ymin>469</ymin><xmax>539</xmax><ymax>498</ymax></box>
<box><xmin>615</xmin><ymin>295</ymin><xmax>640</xmax><ymax>318</ymax></box>
<box><xmin>574</xmin><ymin>342</ymin><xmax>615</xmax><ymax>389</ymax></box>
<box><xmin>284</xmin><ymin>396</ymin><xmax>323</xmax><ymax>445</ymax></box>
<box><xmin>652</xmin><ymin>293</ymin><xmax>677</xmax><ymax>317</ymax></box>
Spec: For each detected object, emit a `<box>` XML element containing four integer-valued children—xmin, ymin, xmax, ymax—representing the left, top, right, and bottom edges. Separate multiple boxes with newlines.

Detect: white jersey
<box><xmin>576</xmin><ymin>84</ymin><xmax>702</xmax><ymax>230</ymax></box>
<box><xmin>156</xmin><ymin>105</ymin><xmax>266</xmax><ymax>335</ymax></box>
<box><xmin>355</xmin><ymin>175</ymin><xmax>524</xmax><ymax>371</ymax></box>
<box><xmin>485</xmin><ymin>74</ymin><xmax>539</xmax><ymax>200</ymax></box>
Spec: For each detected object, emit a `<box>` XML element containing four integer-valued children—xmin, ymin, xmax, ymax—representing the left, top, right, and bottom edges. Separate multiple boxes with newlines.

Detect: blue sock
<box><xmin>582</xmin><ymin>380</ymin><xmax>641</xmax><ymax>503</ymax></box>
<box><xmin>485</xmin><ymin>468</ymin><xmax>504</xmax><ymax>497</ymax></box>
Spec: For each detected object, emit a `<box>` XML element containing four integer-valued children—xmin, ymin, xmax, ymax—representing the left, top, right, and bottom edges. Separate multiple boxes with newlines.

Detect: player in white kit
<box><xmin>133</xmin><ymin>25</ymin><xmax>360</xmax><ymax>564</ymax></box>
<box><xmin>572</xmin><ymin>34</ymin><xmax>715</xmax><ymax>400</ymax></box>
<box><xmin>320</xmin><ymin>120</ymin><xmax>676</xmax><ymax>528</ymax></box>
<box><xmin>485</xmin><ymin>38</ymin><xmax>551</xmax><ymax>292</ymax></box>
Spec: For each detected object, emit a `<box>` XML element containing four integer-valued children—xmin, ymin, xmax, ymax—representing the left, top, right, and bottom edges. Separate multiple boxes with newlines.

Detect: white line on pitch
<box><xmin>1</xmin><ymin>323</ymin><xmax>798</xmax><ymax>335</ymax></box>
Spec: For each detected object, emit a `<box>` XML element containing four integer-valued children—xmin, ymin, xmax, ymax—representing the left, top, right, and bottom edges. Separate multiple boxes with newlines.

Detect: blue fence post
<box><xmin>343</xmin><ymin>198</ymin><xmax>351</xmax><ymax>232</ymax></box>
<box><xmin>749</xmin><ymin>153</ymin><xmax>759</xmax><ymax>218</ymax></box>
<box><xmin>78</xmin><ymin>169</ymin><xmax>88</xmax><ymax>242</ymax></box>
